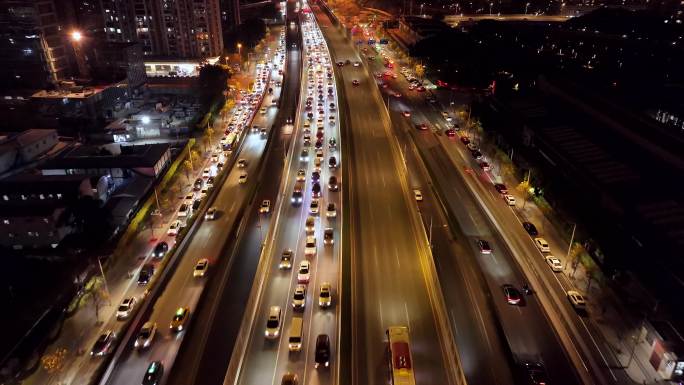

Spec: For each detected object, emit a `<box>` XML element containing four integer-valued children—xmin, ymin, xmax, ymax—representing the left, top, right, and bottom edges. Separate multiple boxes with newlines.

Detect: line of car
<box><xmin>272</xmin><ymin>12</ymin><xmax>338</xmax><ymax>385</ymax></box>
<box><xmin>90</xmin><ymin>35</ymin><xmax>288</xmax><ymax>385</ymax></box>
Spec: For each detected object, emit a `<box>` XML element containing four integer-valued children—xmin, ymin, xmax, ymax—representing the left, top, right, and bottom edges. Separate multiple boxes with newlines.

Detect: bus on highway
<box><xmin>387</xmin><ymin>326</ymin><xmax>416</xmax><ymax>385</ymax></box>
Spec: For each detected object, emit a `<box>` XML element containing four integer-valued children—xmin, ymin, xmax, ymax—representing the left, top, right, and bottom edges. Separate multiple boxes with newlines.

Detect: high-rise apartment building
<box><xmin>0</xmin><ymin>0</ymin><xmax>71</xmax><ymax>89</ymax></box>
<box><xmin>127</xmin><ymin>0</ymin><xmax>223</xmax><ymax>58</ymax></box>
<box><xmin>220</xmin><ymin>0</ymin><xmax>240</xmax><ymax>32</ymax></box>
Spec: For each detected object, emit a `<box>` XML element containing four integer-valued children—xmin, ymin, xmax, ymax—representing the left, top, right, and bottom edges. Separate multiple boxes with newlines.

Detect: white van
<box><xmin>288</xmin><ymin>317</ymin><xmax>303</xmax><ymax>352</ymax></box>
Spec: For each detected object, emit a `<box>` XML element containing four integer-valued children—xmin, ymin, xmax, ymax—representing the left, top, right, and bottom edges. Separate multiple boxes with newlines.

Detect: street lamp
<box><xmin>69</xmin><ymin>30</ymin><xmax>90</xmax><ymax>78</ymax></box>
<box><xmin>420</xmin><ymin>3</ymin><xmax>425</xmax><ymax>16</ymax></box>
<box><xmin>237</xmin><ymin>42</ymin><xmax>242</xmax><ymax>57</ymax></box>
<box><xmin>489</xmin><ymin>2</ymin><xmax>493</xmax><ymax>15</ymax></box>
<box><xmin>525</xmin><ymin>2</ymin><xmax>531</xmax><ymax>14</ymax></box>
<box><xmin>70</xmin><ymin>31</ymin><xmax>83</xmax><ymax>42</ymax></box>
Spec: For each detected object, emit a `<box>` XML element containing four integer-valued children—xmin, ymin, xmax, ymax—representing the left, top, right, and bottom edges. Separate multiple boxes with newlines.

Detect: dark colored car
<box><xmin>193</xmin><ymin>178</ymin><xmax>203</xmax><ymax>191</ymax></box>
<box><xmin>138</xmin><ymin>264</ymin><xmax>154</xmax><ymax>285</ymax></box>
<box><xmin>192</xmin><ymin>198</ymin><xmax>201</xmax><ymax>211</ymax></box>
<box><xmin>328</xmin><ymin>156</ymin><xmax>337</xmax><ymax>169</ymax></box>
<box><xmin>314</xmin><ymin>334</ymin><xmax>331</xmax><ymax>368</ymax></box>
<box><xmin>503</xmin><ymin>284</ymin><xmax>522</xmax><ymax>305</ymax></box>
<box><xmin>522</xmin><ymin>221</ymin><xmax>538</xmax><ymax>236</ymax></box>
<box><xmin>494</xmin><ymin>183</ymin><xmax>508</xmax><ymax>194</ymax></box>
<box><xmin>523</xmin><ymin>362</ymin><xmax>549</xmax><ymax>385</ymax></box>
<box><xmin>328</xmin><ymin>176</ymin><xmax>339</xmax><ymax>191</ymax></box>
<box><xmin>142</xmin><ymin>361</ymin><xmax>164</xmax><ymax>385</ymax></box>
<box><xmin>152</xmin><ymin>242</ymin><xmax>168</xmax><ymax>259</ymax></box>
<box><xmin>471</xmin><ymin>150</ymin><xmax>483</xmax><ymax>160</ymax></box>
<box><xmin>90</xmin><ymin>330</ymin><xmax>116</xmax><ymax>356</ymax></box>
<box><xmin>311</xmin><ymin>171</ymin><xmax>320</xmax><ymax>182</ymax></box>
<box><xmin>477</xmin><ymin>240</ymin><xmax>492</xmax><ymax>254</ymax></box>
<box><xmin>312</xmin><ymin>182</ymin><xmax>321</xmax><ymax>198</ymax></box>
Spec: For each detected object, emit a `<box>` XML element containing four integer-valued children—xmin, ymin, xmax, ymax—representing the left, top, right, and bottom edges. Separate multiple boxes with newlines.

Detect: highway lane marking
<box><xmin>404</xmin><ymin>302</ymin><xmax>412</xmax><ymax>331</ymax></box>
<box><xmin>449</xmin><ymin>308</ymin><xmax>460</xmax><ymax>337</ymax></box>
<box><xmin>378</xmin><ymin>299</ymin><xmax>385</xmax><ymax>334</ymax></box>
<box><xmin>578</xmin><ymin>317</ymin><xmax>618</xmax><ymax>381</ymax></box>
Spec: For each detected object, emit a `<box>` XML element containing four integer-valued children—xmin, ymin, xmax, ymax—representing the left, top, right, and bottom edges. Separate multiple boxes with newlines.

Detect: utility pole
<box><xmin>564</xmin><ymin>223</ymin><xmax>577</xmax><ymax>270</ymax></box>
<box><xmin>96</xmin><ymin>257</ymin><xmax>111</xmax><ymax>305</ymax></box>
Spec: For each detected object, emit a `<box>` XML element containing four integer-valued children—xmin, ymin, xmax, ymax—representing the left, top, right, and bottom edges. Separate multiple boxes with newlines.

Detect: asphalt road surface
<box><xmin>102</xmin><ymin>57</ymin><xmax>286</xmax><ymax>385</ymax></box>
<box><xmin>165</xmin><ymin>11</ymin><xmax>305</xmax><ymax>385</ymax></box>
<box><xmin>233</xmin><ymin>9</ymin><xmax>344</xmax><ymax>385</ymax></box>
<box><xmin>313</xmin><ymin>5</ymin><xmax>458</xmax><ymax>385</ymax></box>
<box><xmin>364</xmin><ymin>38</ymin><xmax>617</xmax><ymax>384</ymax></box>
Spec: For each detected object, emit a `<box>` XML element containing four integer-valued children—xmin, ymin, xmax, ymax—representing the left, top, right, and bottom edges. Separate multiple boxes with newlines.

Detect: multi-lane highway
<box><xmin>230</xmin><ymin>7</ymin><xmax>344</xmax><ymax>385</ymax></box>
<box><xmin>163</xmin><ymin>10</ymin><xmax>305</xmax><ymax>385</ymax></box>
<box><xmin>359</xmin><ymin>27</ymin><xmax>630</xmax><ymax>384</ymax></box>
<box><xmin>363</xmin><ymin>40</ymin><xmax>582</xmax><ymax>384</ymax></box>
<box><xmin>313</xmin><ymin>4</ymin><xmax>462</xmax><ymax>385</ymax></box>
<box><xmin>98</xmin><ymin>38</ymin><xmax>288</xmax><ymax>385</ymax></box>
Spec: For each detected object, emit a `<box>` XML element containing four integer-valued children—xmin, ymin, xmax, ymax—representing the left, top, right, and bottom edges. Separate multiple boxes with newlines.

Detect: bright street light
<box><xmin>70</xmin><ymin>31</ymin><xmax>83</xmax><ymax>42</ymax></box>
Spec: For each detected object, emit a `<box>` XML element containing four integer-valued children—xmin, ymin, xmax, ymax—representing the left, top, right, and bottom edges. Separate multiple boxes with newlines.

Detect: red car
<box><xmin>460</xmin><ymin>136</ymin><xmax>470</xmax><ymax>145</ymax></box>
<box><xmin>445</xmin><ymin>128</ymin><xmax>456</xmax><ymax>137</ymax></box>
<box><xmin>352</xmin><ymin>79</ymin><xmax>359</xmax><ymax>86</ymax></box>
<box><xmin>479</xmin><ymin>162</ymin><xmax>491</xmax><ymax>171</ymax></box>
<box><xmin>416</xmin><ymin>123</ymin><xmax>428</xmax><ymax>131</ymax></box>
<box><xmin>402</xmin><ymin>111</ymin><xmax>411</xmax><ymax>117</ymax></box>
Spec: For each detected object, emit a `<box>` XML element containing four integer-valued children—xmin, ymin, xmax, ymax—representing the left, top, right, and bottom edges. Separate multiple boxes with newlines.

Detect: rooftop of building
<box><xmin>41</xmin><ymin>143</ymin><xmax>171</xmax><ymax>170</ymax></box>
<box><xmin>0</xmin><ymin>129</ymin><xmax>57</xmax><ymax>149</ymax></box>
<box><xmin>0</xmin><ymin>173</ymin><xmax>90</xmax><ymax>194</ymax></box>
<box><xmin>31</xmin><ymin>87</ymin><xmax>107</xmax><ymax>100</ymax></box>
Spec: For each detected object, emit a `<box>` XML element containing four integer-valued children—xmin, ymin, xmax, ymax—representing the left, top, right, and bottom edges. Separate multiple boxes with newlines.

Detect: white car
<box><xmin>309</xmin><ymin>198</ymin><xmax>320</xmax><ymax>215</ymax></box>
<box><xmin>305</xmin><ymin>236</ymin><xmax>317</xmax><ymax>256</ymax></box>
<box><xmin>297</xmin><ymin>260</ymin><xmax>311</xmax><ymax>283</ymax></box>
<box><xmin>504</xmin><ymin>194</ymin><xmax>516</xmax><ymax>206</ymax></box>
<box><xmin>203</xmin><ymin>168</ymin><xmax>211</xmax><ymax>178</ymax></box>
<box><xmin>200</xmin><ymin>188</ymin><xmax>209</xmax><ymax>199</ymax></box>
<box><xmin>205</xmin><ymin>207</ymin><xmax>217</xmax><ymax>220</ymax></box>
<box><xmin>545</xmin><ymin>256</ymin><xmax>563</xmax><ymax>272</ymax></box>
<box><xmin>414</xmin><ymin>189</ymin><xmax>423</xmax><ymax>202</ymax></box>
<box><xmin>134</xmin><ymin>321</ymin><xmax>156</xmax><ymax>349</ymax></box>
<box><xmin>237</xmin><ymin>158</ymin><xmax>247</xmax><ymax>168</ymax></box>
<box><xmin>168</xmin><ymin>220</ymin><xmax>183</xmax><ymax>236</ymax></box>
<box><xmin>211</xmin><ymin>154</ymin><xmax>219</xmax><ymax>163</ymax></box>
<box><xmin>259</xmin><ymin>200</ymin><xmax>271</xmax><ymax>214</ymax></box>
<box><xmin>193</xmin><ymin>258</ymin><xmax>209</xmax><ymax>277</ymax></box>
<box><xmin>238</xmin><ymin>173</ymin><xmax>248</xmax><ymax>184</ymax></box>
<box><xmin>116</xmin><ymin>297</ymin><xmax>137</xmax><ymax>319</ymax></box>
<box><xmin>264</xmin><ymin>306</ymin><xmax>282</xmax><ymax>339</ymax></box>
<box><xmin>567</xmin><ymin>290</ymin><xmax>586</xmax><ymax>311</ymax></box>
<box><xmin>292</xmin><ymin>285</ymin><xmax>306</xmax><ymax>309</ymax></box>
<box><xmin>534</xmin><ymin>238</ymin><xmax>551</xmax><ymax>253</ymax></box>
<box><xmin>319</xmin><ymin>282</ymin><xmax>332</xmax><ymax>307</ymax></box>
